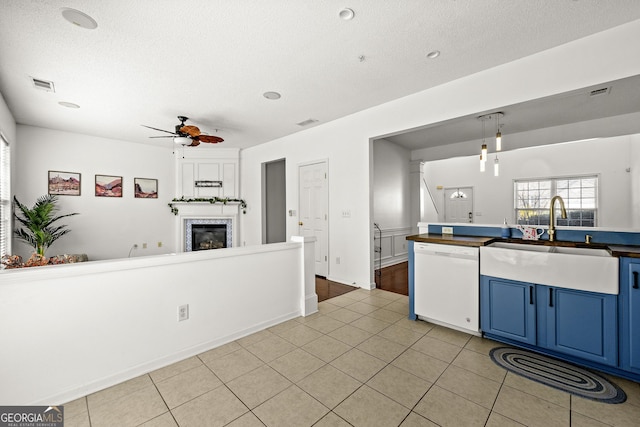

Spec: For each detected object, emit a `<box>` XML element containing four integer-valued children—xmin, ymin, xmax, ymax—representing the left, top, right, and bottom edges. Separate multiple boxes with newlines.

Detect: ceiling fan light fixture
<box><xmin>174</xmin><ymin>136</ymin><xmax>191</xmax><ymax>145</ymax></box>
<box><xmin>60</xmin><ymin>8</ymin><xmax>98</xmax><ymax>30</ymax></box>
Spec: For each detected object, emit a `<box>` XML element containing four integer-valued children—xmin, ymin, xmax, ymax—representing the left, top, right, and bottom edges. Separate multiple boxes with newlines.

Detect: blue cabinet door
<box><xmin>620</xmin><ymin>258</ymin><xmax>640</xmax><ymax>373</ymax></box>
<box><xmin>480</xmin><ymin>276</ymin><xmax>536</xmax><ymax>345</ymax></box>
<box><xmin>540</xmin><ymin>285</ymin><xmax>617</xmax><ymax>366</ymax></box>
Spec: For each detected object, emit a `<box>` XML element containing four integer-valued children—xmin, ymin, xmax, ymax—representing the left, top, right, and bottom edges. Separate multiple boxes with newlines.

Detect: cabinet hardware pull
<box><xmin>549</xmin><ymin>288</ymin><xmax>553</xmax><ymax>307</ymax></box>
<box><xmin>529</xmin><ymin>286</ymin><xmax>534</xmax><ymax>305</ymax></box>
<box><xmin>633</xmin><ymin>271</ymin><xmax>639</xmax><ymax>289</ymax></box>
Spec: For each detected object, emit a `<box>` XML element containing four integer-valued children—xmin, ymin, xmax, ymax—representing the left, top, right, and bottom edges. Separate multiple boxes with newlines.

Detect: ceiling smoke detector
<box><xmin>61</xmin><ymin>8</ymin><xmax>98</xmax><ymax>30</ymax></box>
<box><xmin>339</xmin><ymin>8</ymin><xmax>355</xmax><ymax>20</ymax></box>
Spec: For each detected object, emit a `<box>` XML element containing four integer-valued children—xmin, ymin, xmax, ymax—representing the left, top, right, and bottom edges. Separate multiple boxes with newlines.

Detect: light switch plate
<box><xmin>442</xmin><ymin>226</ymin><xmax>454</xmax><ymax>234</ymax></box>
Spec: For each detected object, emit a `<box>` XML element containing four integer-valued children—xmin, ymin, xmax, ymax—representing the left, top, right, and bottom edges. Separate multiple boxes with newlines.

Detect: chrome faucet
<box><xmin>548</xmin><ymin>195</ymin><xmax>567</xmax><ymax>242</ymax></box>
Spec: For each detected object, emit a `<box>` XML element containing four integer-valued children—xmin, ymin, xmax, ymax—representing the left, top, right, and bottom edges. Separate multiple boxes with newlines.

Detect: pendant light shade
<box><xmin>481</xmin><ymin>144</ymin><xmax>487</xmax><ymax>161</ymax></box>
<box><xmin>494</xmin><ymin>156</ymin><xmax>500</xmax><ymax>176</ymax></box>
<box><xmin>495</xmin><ymin>112</ymin><xmax>504</xmax><ymax>152</ymax></box>
<box><xmin>480</xmin><ymin>155</ymin><xmax>486</xmax><ymax>172</ymax></box>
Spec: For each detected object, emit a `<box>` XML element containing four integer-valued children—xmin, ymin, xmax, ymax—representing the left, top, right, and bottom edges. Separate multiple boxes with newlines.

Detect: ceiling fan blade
<box><xmin>148</xmin><ymin>136</ymin><xmax>175</xmax><ymax>138</ymax></box>
<box><xmin>188</xmin><ymin>140</ymin><xmax>201</xmax><ymax>147</ymax></box>
<box><xmin>180</xmin><ymin>125</ymin><xmax>201</xmax><ymax>137</ymax></box>
<box><xmin>141</xmin><ymin>125</ymin><xmax>177</xmax><ymax>135</ymax></box>
<box><xmin>197</xmin><ymin>135</ymin><xmax>224</xmax><ymax>143</ymax></box>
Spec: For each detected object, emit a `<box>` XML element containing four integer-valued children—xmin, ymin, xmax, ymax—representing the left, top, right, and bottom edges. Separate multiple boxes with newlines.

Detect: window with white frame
<box><xmin>0</xmin><ymin>132</ymin><xmax>10</xmax><ymax>258</ymax></box>
<box><xmin>514</xmin><ymin>175</ymin><xmax>598</xmax><ymax>227</ymax></box>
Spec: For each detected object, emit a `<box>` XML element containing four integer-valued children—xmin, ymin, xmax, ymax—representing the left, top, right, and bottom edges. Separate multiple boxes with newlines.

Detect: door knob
<box><xmin>298</xmin><ymin>221</ymin><xmax>304</xmax><ymax>226</ymax></box>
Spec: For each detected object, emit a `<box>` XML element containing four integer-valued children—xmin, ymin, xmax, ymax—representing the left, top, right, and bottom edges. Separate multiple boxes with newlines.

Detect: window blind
<box><xmin>0</xmin><ymin>132</ymin><xmax>10</xmax><ymax>259</ymax></box>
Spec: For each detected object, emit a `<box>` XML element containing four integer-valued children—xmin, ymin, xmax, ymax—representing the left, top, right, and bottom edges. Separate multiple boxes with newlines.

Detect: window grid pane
<box><xmin>514</xmin><ymin>175</ymin><xmax>597</xmax><ymax>228</ymax></box>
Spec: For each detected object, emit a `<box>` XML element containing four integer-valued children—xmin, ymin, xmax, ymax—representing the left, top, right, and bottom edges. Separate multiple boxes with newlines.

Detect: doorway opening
<box><xmin>262</xmin><ymin>159</ymin><xmax>286</xmax><ymax>244</ymax></box>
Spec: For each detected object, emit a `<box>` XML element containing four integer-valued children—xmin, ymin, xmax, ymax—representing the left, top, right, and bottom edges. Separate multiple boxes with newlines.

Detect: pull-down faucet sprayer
<box><xmin>548</xmin><ymin>195</ymin><xmax>567</xmax><ymax>242</ymax></box>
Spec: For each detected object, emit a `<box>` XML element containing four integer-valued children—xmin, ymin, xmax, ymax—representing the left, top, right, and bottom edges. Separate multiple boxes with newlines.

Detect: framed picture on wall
<box><xmin>95</xmin><ymin>174</ymin><xmax>122</xmax><ymax>197</ymax></box>
<box><xmin>134</xmin><ymin>178</ymin><xmax>158</xmax><ymax>199</ymax></box>
<box><xmin>48</xmin><ymin>171</ymin><xmax>81</xmax><ymax>196</ymax></box>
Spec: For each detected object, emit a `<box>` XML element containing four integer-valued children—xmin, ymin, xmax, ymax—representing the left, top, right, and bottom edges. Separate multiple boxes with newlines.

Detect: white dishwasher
<box><xmin>414</xmin><ymin>243</ymin><xmax>480</xmax><ymax>335</ymax></box>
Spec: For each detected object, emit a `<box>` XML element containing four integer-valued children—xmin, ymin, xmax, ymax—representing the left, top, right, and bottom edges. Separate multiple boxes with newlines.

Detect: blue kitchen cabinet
<box><xmin>538</xmin><ymin>285</ymin><xmax>617</xmax><ymax>366</ymax></box>
<box><xmin>481</xmin><ymin>276</ymin><xmax>617</xmax><ymax>366</ymax></box>
<box><xmin>620</xmin><ymin>258</ymin><xmax>640</xmax><ymax>373</ymax></box>
<box><xmin>480</xmin><ymin>276</ymin><xmax>536</xmax><ymax>345</ymax></box>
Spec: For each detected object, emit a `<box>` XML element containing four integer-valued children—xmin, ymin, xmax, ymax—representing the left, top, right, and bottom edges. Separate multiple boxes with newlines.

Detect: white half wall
<box><xmin>13</xmin><ymin>125</ymin><xmax>176</xmax><ymax>260</ymax></box>
<box><xmin>239</xmin><ymin>20</ymin><xmax>640</xmax><ymax>288</ymax></box>
<box><xmin>0</xmin><ymin>240</ymin><xmax>315</xmax><ymax>405</ymax></box>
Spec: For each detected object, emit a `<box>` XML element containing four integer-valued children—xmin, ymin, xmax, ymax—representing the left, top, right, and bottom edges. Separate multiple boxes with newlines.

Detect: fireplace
<box><xmin>184</xmin><ymin>218</ymin><xmax>233</xmax><ymax>252</ymax></box>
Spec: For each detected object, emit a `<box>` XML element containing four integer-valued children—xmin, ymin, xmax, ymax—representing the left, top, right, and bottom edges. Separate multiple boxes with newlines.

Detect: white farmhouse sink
<box><xmin>480</xmin><ymin>242</ymin><xmax>619</xmax><ymax>294</ymax></box>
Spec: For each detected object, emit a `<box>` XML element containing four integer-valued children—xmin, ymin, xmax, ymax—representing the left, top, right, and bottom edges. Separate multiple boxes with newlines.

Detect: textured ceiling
<box><xmin>1</xmin><ymin>1</ymin><xmax>640</xmax><ymax>149</ymax></box>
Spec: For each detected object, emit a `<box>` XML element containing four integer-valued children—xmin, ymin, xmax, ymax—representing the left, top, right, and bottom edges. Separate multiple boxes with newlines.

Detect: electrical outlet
<box><xmin>178</xmin><ymin>304</ymin><xmax>189</xmax><ymax>321</ymax></box>
<box><xmin>142</xmin><ymin>243</ymin><xmax>147</xmax><ymax>249</ymax></box>
<box><xmin>442</xmin><ymin>226</ymin><xmax>454</xmax><ymax>234</ymax></box>
<box><xmin>157</xmin><ymin>241</ymin><xmax>162</xmax><ymax>248</ymax></box>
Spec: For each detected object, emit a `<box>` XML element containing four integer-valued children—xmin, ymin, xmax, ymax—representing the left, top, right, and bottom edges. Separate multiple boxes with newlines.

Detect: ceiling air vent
<box><xmin>589</xmin><ymin>87</ymin><xmax>610</xmax><ymax>97</ymax></box>
<box><xmin>31</xmin><ymin>77</ymin><xmax>55</xmax><ymax>92</ymax></box>
<box><xmin>296</xmin><ymin>118</ymin><xmax>319</xmax><ymax>127</ymax></box>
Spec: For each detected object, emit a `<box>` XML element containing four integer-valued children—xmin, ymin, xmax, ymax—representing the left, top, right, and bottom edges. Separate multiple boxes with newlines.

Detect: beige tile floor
<box><xmin>64</xmin><ymin>289</ymin><xmax>640</xmax><ymax>427</ymax></box>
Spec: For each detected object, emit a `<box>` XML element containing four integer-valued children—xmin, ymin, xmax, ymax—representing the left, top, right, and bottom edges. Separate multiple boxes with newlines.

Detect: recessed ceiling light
<box><xmin>263</xmin><ymin>91</ymin><xmax>281</xmax><ymax>100</ymax></box>
<box><xmin>61</xmin><ymin>8</ymin><xmax>98</xmax><ymax>30</ymax></box>
<box><xmin>426</xmin><ymin>50</ymin><xmax>441</xmax><ymax>59</ymax></box>
<box><xmin>339</xmin><ymin>8</ymin><xmax>355</xmax><ymax>20</ymax></box>
<box><xmin>58</xmin><ymin>101</ymin><xmax>80</xmax><ymax>109</ymax></box>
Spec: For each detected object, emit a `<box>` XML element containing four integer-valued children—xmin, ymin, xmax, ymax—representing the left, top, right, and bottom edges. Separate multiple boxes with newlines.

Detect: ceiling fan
<box><xmin>142</xmin><ymin>116</ymin><xmax>224</xmax><ymax>147</ymax></box>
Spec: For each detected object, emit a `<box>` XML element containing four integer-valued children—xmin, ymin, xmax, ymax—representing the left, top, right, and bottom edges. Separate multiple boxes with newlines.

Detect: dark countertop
<box><xmin>608</xmin><ymin>245</ymin><xmax>640</xmax><ymax>258</ymax></box>
<box><xmin>406</xmin><ymin>234</ymin><xmax>640</xmax><ymax>258</ymax></box>
<box><xmin>406</xmin><ymin>234</ymin><xmax>496</xmax><ymax>247</ymax></box>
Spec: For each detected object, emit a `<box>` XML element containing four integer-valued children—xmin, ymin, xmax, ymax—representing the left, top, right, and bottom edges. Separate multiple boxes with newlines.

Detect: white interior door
<box><xmin>444</xmin><ymin>187</ymin><xmax>474</xmax><ymax>223</ymax></box>
<box><xmin>298</xmin><ymin>161</ymin><xmax>328</xmax><ymax>276</ymax></box>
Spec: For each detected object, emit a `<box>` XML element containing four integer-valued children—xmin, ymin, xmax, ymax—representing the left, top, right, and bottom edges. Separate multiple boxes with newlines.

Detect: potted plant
<box><xmin>13</xmin><ymin>195</ymin><xmax>79</xmax><ymax>257</ymax></box>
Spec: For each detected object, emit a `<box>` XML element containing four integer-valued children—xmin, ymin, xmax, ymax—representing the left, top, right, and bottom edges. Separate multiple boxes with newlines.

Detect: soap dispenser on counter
<box><xmin>501</xmin><ymin>219</ymin><xmax>511</xmax><ymax>238</ymax></box>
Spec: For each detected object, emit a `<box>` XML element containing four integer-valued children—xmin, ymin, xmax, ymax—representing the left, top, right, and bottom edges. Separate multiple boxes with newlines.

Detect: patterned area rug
<box><xmin>490</xmin><ymin>347</ymin><xmax>626</xmax><ymax>404</ymax></box>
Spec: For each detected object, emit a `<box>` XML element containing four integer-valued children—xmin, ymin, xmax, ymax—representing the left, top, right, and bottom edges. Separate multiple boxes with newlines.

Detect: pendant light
<box><xmin>495</xmin><ymin>113</ymin><xmax>503</xmax><ymax>152</ymax></box>
<box><xmin>494</xmin><ymin>156</ymin><xmax>500</xmax><ymax>176</ymax></box>
<box><xmin>479</xmin><ymin>115</ymin><xmax>487</xmax><ymax>171</ymax></box>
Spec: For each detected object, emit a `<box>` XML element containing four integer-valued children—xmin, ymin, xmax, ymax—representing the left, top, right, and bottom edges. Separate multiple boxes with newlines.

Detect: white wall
<box><xmin>372</xmin><ymin>139</ymin><xmax>411</xmax><ymax>268</ymax></box>
<box><xmin>373</xmin><ymin>139</ymin><xmax>411</xmax><ymax>229</ymax></box>
<box><xmin>0</xmin><ymin>91</ymin><xmax>15</xmax><ymax>144</ymax></box>
<box><xmin>240</xmin><ymin>20</ymin><xmax>640</xmax><ymax>288</ymax></box>
<box><xmin>0</xmin><ymin>241</ymin><xmax>313</xmax><ymax>405</ymax></box>
<box><xmin>420</xmin><ymin>135</ymin><xmax>635</xmax><ymax>228</ymax></box>
<box><xmin>13</xmin><ymin>125</ymin><xmax>176</xmax><ymax>260</ymax></box>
